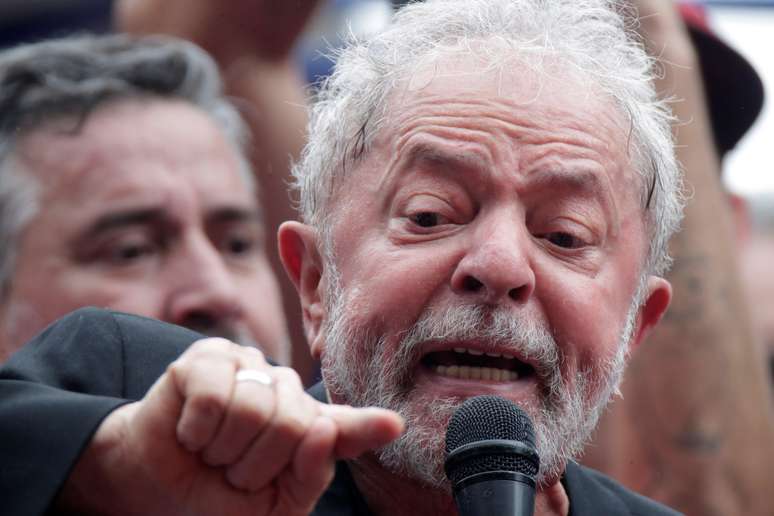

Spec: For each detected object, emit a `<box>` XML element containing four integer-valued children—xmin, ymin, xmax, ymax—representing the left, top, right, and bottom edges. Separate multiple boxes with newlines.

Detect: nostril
<box><xmin>463</xmin><ymin>276</ymin><xmax>484</xmax><ymax>292</ymax></box>
<box><xmin>180</xmin><ymin>312</ymin><xmax>218</xmax><ymax>334</ymax></box>
<box><xmin>508</xmin><ymin>286</ymin><xmax>526</xmax><ymax>302</ymax></box>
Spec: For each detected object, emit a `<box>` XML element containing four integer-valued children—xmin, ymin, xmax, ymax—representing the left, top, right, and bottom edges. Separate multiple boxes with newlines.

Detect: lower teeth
<box><xmin>435</xmin><ymin>365</ymin><xmax>518</xmax><ymax>381</ymax></box>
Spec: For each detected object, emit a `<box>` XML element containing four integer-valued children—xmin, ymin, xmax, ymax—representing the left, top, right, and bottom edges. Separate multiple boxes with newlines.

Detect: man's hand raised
<box><xmin>55</xmin><ymin>338</ymin><xmax>404</xmax><ymax>516</ymax></box>
<box><xmin>115</xmin><ymin>0</ymin><xmax>322</xmax><ymax>65</ymax></box>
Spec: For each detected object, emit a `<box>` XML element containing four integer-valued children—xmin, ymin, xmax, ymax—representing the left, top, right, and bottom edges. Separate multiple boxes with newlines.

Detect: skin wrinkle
<box><xmin>383</xmin><ymin>96</ymin><xmax>630</xmax><ymax>196</ymax></box>
<box><xmin>369</xmin><ymin>130</ymin><xmax>630</xmax><ymax>284</ymax></box>
<box><xmin>309</xmin><ymin>60</ymin><xmax>664</xmax><ymax>514</ymax></box>
<box><xmin>387</xmin><ymin>95</ymin><xmax>625</xmax><ymax>149</ymax></box>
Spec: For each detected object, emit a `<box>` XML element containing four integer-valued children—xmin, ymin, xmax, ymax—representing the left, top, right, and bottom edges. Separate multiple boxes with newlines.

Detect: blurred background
<box><xmin>703</xmin><ymin>0</ymin><xmax>774</xmax><ymax>196</ymax></box>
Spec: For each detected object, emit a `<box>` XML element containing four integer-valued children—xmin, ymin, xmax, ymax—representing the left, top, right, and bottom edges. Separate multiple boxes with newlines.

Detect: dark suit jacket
<box><xmin>0</xmin><ymin>307</ymin><xmax>681</xmax><ymax>516</ymax></box>
<box><xmin>0</xmin><ymin>308</ymin><xmax>196</xmax><ymax>516</ymax></box>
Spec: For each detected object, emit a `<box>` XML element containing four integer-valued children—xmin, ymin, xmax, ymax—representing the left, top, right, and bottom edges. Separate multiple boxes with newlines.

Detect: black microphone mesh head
<box><xmin>444</xmin><ymin>395</ymin><xmax>539</xmax><ymax>483</ymax></box>
<box><xmin>446</xmin><ymin>395</ymin><xmax>537</xmax><ymax>452</ymax></box>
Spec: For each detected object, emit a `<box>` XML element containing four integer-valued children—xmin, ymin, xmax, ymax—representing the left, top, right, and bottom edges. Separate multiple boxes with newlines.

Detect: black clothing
<box><xmin>309</xmin><ymin>459</ymin><xmax>682</xmax><ymax>516</ymax></box>
<box><xmin>307</xmin><ymin>382</ymin><xmax>681</xmax><ymax>516</ymax></box>
<box><xmin>0</xmin><ymin>308</ymin><xmax>196</xmax><ymax>516</ymax></box>
<box><xmin>0</xmin><ymin>307</ymin><xmax>681</xmax><ymax>515</ymax></box>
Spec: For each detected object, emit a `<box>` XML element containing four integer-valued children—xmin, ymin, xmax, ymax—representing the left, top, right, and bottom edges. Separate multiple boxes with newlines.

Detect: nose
<box><xmin>450</xmin><ymin>222</ymin><xmax>535</xmax><ymax>305</ymax></box>
<box><xmin>165</xmin><ymin>234</ymin><xmax>243</xmax><ymax>336</ymax></box>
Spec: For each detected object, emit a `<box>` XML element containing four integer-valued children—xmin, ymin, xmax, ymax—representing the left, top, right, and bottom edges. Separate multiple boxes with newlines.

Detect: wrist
<box><xmin>53</xmin><ymin>404</ymin><xmax>138</xmax><ymax>515</ymax></box>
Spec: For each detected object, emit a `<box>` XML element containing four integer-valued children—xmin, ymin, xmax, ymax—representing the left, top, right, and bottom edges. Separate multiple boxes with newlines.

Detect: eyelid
<box><xmin>531</xmin><ymin>214</ymin><xmax>600</xmax><ymax>252</ymax></box>
<box><xmin>403</xmin><ymin>192</ymin><xmax>453</xmax><ymax>210</ymax></box>
<box><xmin>549</xmin><ymin>214</ymin><xmax>595</xmax><ymax>236</ymax></box>
<box><xmin>211</xmin><ymin>222</ymin><xmax>263</xmax><ymax>246</ymax></box>
<box><xmin>74</xmin><ymin>225</ymin><xmax>152</xmax><ymax>261</ymax></box>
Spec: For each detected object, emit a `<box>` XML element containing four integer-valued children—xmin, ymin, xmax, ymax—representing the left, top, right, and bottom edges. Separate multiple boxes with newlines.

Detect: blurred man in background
<box><xmin>115</xmin><ymin>0</ymin><xmax>321</xmax><ymax>379</ymax></box>
<box><xmin>0</xmin><ymin>0</ymin><xmax>322</xmax><ymax>373</ymax></box>
<box><xmin>0</xmin><ymin>34</ymin><xmax>291</xmax><ymax>364</ymax></box>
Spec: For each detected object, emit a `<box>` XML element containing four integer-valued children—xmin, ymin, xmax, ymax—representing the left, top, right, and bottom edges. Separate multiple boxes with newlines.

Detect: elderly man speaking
<box><xmin>1</xmin><ymin>0</ymin><xmax>683</xmax><ymax>514</ymax></box>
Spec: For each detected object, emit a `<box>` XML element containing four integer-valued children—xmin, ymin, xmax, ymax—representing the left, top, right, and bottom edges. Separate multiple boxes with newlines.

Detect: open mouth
<box><xmin>421</xmin><ymin>346</ymin><xmax>535</xmax><ymax>382</ymax></box>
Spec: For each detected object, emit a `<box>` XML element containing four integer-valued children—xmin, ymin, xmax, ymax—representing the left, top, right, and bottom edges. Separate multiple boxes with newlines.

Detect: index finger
<box><xmin>318</xmin><ymin>404</ymin><xmax>404</xmax><ymax>459</ymax></box>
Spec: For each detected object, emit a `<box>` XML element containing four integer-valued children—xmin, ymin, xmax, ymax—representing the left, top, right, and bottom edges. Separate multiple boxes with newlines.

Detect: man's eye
<box><xmin>409</xmin><ymin>212</ymin><xmax>443</xmax><ymax>228</ymax></box>
<box><xmin>223</xmin><ymin>235</ymin><xmax>255</xmax><ymax>255</ymax></box>
<box><xmin>107</xmin><ymin>241</ymin><xmax>157</xmax><ymax>264</ymax></box>
<box><xmin>545</xmin><ymin>232</ymin><xmax>585</xmax><ymax>249</ymax></box>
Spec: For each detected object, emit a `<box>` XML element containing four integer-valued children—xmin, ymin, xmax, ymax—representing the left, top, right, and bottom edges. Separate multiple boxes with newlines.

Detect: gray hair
<box><xmin>0</xmin><ymin>34</ymin><xmax>252</xmax><ymax>295</ymax></box>
<box><xmin>293</xmin><ymin>0</ymin><xmax>683</xmax><ymax>276</ymax></box>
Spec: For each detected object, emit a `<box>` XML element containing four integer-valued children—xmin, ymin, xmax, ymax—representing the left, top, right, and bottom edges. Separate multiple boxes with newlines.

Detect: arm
<box><xmin>114</xmin><ymin>0</ymin><xmax>321</xmax><ymax>381</ymax></box>
<box><xmin>0</xmin><ymin>307</ymin><xmax>182</xmax><ymax>515</ymax></box>
<box><xmin>0</xmin><ymin>308</ymin><xmax>403</xmax><ymax>515</ymax></box>
<box><xmin>583</xmin><ymin>3</ymin><xmax>774</xmax><ymax>515</ymax></box>
<box><xmin>55</xmin><ymin>339</ymin><xmax>402</xmax><ymax>516</ymax></box>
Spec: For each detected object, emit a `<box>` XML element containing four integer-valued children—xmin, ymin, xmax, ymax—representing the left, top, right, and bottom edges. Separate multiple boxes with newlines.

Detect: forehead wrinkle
<box><xmin>390</xmin><ymin>98</ymin><xmax>603</xmax><ymax>166</ymax></box>
<box><xmin>376</xmin><ymin>86</ymin><xmax>628</xmax><ymax>194</ymax></box>
<box><xmin>394</xmin><ymin>130</ymin><xmax>494</xmax><ymax>168</ymax></box>
<box><xmin>372</xmin><ymin>117</ymin><xmax>498</xmax><ymax>193</ymax></box>
<box><xmin>393</xmin><ymin>94</ymin><xmax>549</xmax><ymax>133</ymax></box>
<box><xmin>515</xmin><ymin>111</ymin><xmax>624</xmax><ymax>153</ymax></box>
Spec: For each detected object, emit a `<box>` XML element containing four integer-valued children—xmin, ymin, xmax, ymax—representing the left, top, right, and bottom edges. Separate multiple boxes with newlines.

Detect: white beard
<box><xmin>320</xmin><ymin>264</ymin><xmax>642</xmax><ymax>488</ymax></box>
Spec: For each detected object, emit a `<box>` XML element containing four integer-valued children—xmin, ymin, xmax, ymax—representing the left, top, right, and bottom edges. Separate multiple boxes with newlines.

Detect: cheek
<box><xmin>335</xmin><ymin>240</ymin><xmax>458</xmax><ymax>340</ymax></box>
<box><xmin>235</xmin><ymin>267</ymin><xmax>288</xmax><ymax>351</ymax></box>
<box><xmin>2</xmin><ymin>274</ymin><xmax>163</xmax><ymax>347</ymax></box>
<box><xmin>535</xmin><ymin>262</ymin><xmax>632</xmax><ymax>369</ymax></box>
<box><xmin>49</xmin><ymin>266</ymin><xmax>170</xmax><ymax>319</ymax></box>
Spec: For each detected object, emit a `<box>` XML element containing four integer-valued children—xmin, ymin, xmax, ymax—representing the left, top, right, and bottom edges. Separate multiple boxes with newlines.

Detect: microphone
<box><xmin>444</xmin><ymin>395</ymin><xmax>540</xmax><ymax>516</ymax></box>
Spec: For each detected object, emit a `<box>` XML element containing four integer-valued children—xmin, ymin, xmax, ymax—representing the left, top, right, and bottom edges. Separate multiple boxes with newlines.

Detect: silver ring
<box><xmin>235</xmin><ymin>369</ymin><xmax>273</xmax><ymax>387</ymax></box>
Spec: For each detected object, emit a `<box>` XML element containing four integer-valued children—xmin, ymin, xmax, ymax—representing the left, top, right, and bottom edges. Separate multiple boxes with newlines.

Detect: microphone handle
<box><xmin>453</xmin><ymin>471</ymin><xmax>536</xmax><ymax>516</ymax></box>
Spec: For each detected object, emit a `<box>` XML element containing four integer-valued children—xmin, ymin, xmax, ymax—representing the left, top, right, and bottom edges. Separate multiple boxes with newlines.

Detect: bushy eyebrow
<box><xmin>400</xmin><ymin>142</ymin><xmax>491</xmax><ymax>176</ymax></box>
<box><xmin>78</xmin><ymin>206</ymin><xmax>262</xmax><ymax>243</ymax></box>
<box><xmin>81</xmin><ymin>208</ymin><xmax>168</xmax><ymax>238</ymax></box>
<box><xmin>527</xmin><ymin>168</ymin><xmax>608</xmax><ymax>199</ymax></box>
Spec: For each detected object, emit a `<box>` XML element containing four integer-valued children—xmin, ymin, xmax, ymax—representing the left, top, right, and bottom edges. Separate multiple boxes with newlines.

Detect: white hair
<box><xmin>293</xmin><ymin>0</ymin><xmax>683</xmax><ymax>276</ymax></box>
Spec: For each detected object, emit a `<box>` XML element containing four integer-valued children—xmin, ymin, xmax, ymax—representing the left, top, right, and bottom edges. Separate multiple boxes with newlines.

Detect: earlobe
<box><xmin>631</xmin><ymin>276</ymin><xmax>672</xmax><ymax>351</ymax></box>
<box><xmin>278</xmin><ymin>221</ymin><xmax>326</xmax><ymax>358</ymax></box>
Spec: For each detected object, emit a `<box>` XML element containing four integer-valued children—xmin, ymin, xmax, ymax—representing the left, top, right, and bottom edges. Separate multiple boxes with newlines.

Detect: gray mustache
<box><xmin>399</xmin><ymin>305</ymin><xmax>561</xmax><ymax>373</ymax></box>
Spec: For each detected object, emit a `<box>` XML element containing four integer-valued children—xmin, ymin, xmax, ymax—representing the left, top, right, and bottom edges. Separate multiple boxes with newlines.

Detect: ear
<box><xmin>278</xmin><ymin>221</ymin><xmax>326</xmax><ymax>359</ymax></box>
<box><xmin>629</xmin><ymin>275</ymin><xmax>672</xmax><ymax>351</ymax></box>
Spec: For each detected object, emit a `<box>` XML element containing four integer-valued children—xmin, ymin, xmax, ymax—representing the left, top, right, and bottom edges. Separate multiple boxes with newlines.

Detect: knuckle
<box><xmin>226</xmin><ymin>468</ymin><xmax>253</xmax><ymax>492</ymax></box>
<box><xmin>273</xmin><ymin>366</ymin><xmax>302</xmax><ymax>388</ymax></box>
<box><xmin>167</xmin><ymin>358</ymin><xmax>186</xmax><ymax>377</ymax></box>
<box><xmin>241</xmin><ymin>345</ymin><xmax>266</xmax><ymax>362</ymax></box>
<box><xmin>186</xmin><ymin>337</ymin><xmax>237</xmax><ymax>361</ymax></box>
<box><xmin>230</xmin><ymin>397</ymin><xmax>271</xmax><ymax>428</ymax></box>
<box><xmin>189</xmin><ymin>390</ymin><xmax>228</xmax><ymax>418</ymax></box>
<box><xmin>273</xmin><ymin>408</ymin><xmax>308</xmax><ymax>440</ymax></box>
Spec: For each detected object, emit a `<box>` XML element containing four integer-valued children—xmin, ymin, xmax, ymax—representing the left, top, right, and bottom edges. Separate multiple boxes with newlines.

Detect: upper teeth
<box><xmin>436</xmin><ymin>365</ymin><xmax>519</xmax><ymax>381</ymax></box>
<box><xmin>453</xmin><ymin>347</ymin><xmax>514</xmax><ymax>360</ymax></box>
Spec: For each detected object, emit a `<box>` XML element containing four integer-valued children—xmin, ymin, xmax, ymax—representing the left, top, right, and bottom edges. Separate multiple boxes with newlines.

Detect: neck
<box><xmin>348</xmin><ymin>454</ymin><xmax>570</xmax><ymax>516</ymax></box>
